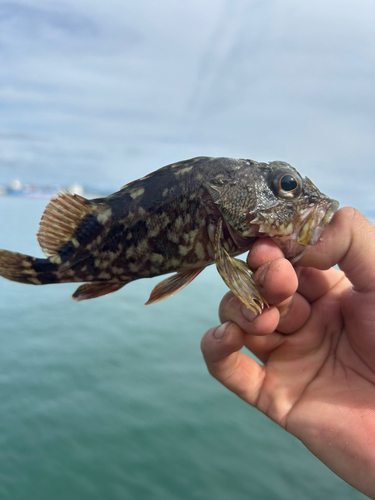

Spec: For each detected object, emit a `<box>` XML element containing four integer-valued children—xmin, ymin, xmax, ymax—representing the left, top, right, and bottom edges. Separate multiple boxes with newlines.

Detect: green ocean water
<box><xmin>0</xmin><ymin>197</ymin><xmax>369</xmax><ymax>500</ymax></box>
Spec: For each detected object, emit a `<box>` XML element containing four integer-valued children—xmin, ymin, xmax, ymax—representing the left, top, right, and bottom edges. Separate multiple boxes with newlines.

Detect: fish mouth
<box><xmin>289</xmin><ymin>198</ymin><xmax>339</xmax><ymax>263</ymax></box>
<box><xmin>297</xmin><ymin>199</ymin><xmax>339</xmax><ymax>246</ymax></box>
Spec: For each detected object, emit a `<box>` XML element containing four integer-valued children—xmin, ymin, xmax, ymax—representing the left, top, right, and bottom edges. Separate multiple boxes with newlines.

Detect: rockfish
<box><xmin>0</xmin><ymin>157</ymin><xmax>339</xmax><ymax>314</ymax></box>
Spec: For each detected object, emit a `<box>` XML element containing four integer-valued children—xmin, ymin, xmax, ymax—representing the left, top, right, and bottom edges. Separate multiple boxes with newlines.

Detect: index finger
<box><xmin>247</xmin><ymin>238</ymin><xmax>284</xmax><ymax>270</ymax></box>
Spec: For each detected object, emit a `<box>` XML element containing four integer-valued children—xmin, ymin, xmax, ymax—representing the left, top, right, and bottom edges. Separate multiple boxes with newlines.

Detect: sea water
<box><xmin>0</xmin><ymin>198</ymin><xmax>369</xmax><ymax>500</ymax></box>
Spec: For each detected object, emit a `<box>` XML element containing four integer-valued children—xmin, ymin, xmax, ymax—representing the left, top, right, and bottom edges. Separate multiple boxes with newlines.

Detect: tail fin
<box><xmin>0</xmin><ymin>250</ymin><xmax>58</xmax><ymax>285</ymax></box>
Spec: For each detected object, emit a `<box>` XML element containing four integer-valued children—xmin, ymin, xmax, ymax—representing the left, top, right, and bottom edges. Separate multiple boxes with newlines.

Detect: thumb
<box><xmin>299</xmin><ymin>207</ymin><xmax>375</xmax><ymax>293</ymax></box>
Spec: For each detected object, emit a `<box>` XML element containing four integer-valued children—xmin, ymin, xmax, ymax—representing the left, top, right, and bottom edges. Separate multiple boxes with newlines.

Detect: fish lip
<box><xmin>290</xmin><ymin>198</ymin><xmax>339</xmax><ymax>264</ymax></box>
<box><xmin>310</xmin><ymin>198</ymin><xmax>339</xmax><ymax>242</ymax></box>
<box><xmin>298</xmin><ymin>198</ymin><xmax>339</xmax><ymax>245</ymax></box>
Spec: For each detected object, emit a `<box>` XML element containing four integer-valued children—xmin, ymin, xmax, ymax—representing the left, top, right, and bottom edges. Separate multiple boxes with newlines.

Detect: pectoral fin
<box><xmin>145</xmin><ymin>267</ymin><xmax>204</xmax><ymax>305</ymax></box>
<box><xmin>214</xmin><ymin>219</ymin><xmax>267</xmax><ymax>315</ymax></box>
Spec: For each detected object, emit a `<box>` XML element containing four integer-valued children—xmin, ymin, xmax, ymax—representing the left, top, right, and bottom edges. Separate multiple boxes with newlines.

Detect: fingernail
<box><xmin>214</xmin><ymin>322</ymin><xmax>229</xmax><ymax>340</ymax></box>
<box><xmin>257</xmin><ymin>262</ymin><xmax>270</xmax><ymax>287</ymax></box>
<box><xmin>241</xmin><ymin>305</ymin><xmax>257</xmax><ymax>322</ymax></box>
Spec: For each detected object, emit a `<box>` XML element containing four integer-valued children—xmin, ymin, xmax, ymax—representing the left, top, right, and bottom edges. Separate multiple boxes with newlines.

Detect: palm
<box><xmin>248</xmin><ymin>266</ymin><xmax>375</xmax><ymax>431</ymax></box>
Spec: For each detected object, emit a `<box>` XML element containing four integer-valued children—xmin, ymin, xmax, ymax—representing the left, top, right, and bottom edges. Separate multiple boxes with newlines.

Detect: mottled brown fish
<box><xmin>0</xmin><ymin>157</ymin><xmax>338</xmax><ymax>314</ymax></box>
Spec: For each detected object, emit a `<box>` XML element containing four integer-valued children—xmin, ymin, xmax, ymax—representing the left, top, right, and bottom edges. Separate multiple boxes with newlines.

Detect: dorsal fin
<box><xmin>37</xmin><ymin>190</ymin><xmax>97</xmax><ymax>257</ymax></box>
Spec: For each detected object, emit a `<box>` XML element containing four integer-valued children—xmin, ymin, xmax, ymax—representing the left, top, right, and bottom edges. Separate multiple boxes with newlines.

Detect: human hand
<box><xmin>201</xmin><ymin>208</ymin><xmax>375</xmax><ymax>498</ymax></box>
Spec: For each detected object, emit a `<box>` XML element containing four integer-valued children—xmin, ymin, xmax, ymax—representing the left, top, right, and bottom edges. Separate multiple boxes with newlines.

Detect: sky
<box><xmin>0</xmin><ymin>0</ymin><xmax>374</xmax><ymax>208</ymax></box>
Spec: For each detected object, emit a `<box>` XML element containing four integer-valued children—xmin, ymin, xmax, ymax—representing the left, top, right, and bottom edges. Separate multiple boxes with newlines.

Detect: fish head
<box><xmin>243</xmin><ymin>161</ymin><xmax>339</xmax><ymax>262</ymax></box>
<box><xmin>232</xmin><ymin>161</ymin><xmax>339</xmax><ymax>263</ymax></box>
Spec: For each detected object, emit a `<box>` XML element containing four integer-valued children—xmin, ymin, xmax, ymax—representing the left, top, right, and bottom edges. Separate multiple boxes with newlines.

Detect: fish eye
<box><xmin>279</xmin><ymin>174</ymin><xmax>298</xmax><ymax>192</ymax></box>
<box><xmin>270</xmin><ymin>170</ymin><xmax>302</xmax><ymax>199</ymax></box>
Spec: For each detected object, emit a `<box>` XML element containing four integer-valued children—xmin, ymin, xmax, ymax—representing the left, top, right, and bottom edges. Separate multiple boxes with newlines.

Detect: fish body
<box><xmin>0</xmin><ymin>157</ymin><xmax>339</xmax><ymax>313</ymax></box>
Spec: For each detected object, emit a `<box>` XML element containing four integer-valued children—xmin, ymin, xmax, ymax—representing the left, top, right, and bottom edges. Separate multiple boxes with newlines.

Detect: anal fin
<box><xmin>72</xmin><ymin>282</ymin><xmax>126</xmax><ymax>301</ymax></box>
<box><xmin>214</xmin><ymin>219</ymin><xmax>267</xmax><ymax>315</ymax></box>
<box><xmin>145</xmin><ymin>268</ymin><xmax>204</xmax><ymax>305</ymax></box>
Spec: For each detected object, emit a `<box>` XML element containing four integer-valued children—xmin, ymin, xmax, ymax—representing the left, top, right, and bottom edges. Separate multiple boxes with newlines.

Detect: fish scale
<box><xmin>0</xmin><ymin>156</ymin><xmax>339</xmax><ymax>314</ymax></box>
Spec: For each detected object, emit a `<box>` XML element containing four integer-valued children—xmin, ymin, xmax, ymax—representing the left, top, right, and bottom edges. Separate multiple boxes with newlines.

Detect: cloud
<box><xmin>0</xmin><ymin>1</ymin><xmax>98</xmax><ymax>39</ymax></box>
<box><xmin>0</xmin><ymin>0</ymin><xmax>373</xmax><ymax>209</ymax></box>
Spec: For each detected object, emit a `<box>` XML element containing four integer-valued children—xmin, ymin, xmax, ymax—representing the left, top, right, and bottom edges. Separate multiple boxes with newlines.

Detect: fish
<box><xmin>0</xmin><ymin>156</ymin><xmax>339</xmax><ymax>314</ymax></box>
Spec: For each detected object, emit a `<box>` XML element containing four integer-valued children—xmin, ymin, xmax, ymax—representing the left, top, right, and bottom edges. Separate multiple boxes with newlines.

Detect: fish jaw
<box><xmin>272</xmin><ymin>198</ymin><xmax>339</xmax><ymax>263</ymax></box>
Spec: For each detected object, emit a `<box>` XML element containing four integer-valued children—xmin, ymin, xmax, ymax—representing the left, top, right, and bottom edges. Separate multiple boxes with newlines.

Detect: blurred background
<box><xmin>0</xmin><ymin>1</ymin><xmax>374</xmax><ymax>499</ymax></box>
